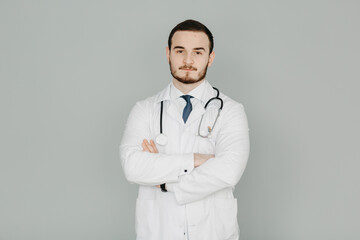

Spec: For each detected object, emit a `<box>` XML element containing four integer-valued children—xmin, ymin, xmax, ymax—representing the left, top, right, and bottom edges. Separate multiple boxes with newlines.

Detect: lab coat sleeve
<box><xmin>120</xmin><ymin>101</ymin><xmax>194</xmax><ymax>186</ymax></box>
<box><xmin>166</xmin><ymin>102</ymin><xmax>250</xmax><ymax>205</ymax></box>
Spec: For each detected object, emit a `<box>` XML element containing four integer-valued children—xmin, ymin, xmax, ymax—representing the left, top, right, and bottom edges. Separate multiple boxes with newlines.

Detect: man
<box><xmin>120</xmin><ymin>19</ymin><xmax>250</xmax><ymax>240</ymax></box>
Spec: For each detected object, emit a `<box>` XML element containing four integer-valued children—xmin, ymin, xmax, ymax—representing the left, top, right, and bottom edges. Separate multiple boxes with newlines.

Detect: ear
<box><xmin>166</xmin><ymin>46</ymin><xmax>170</xmax><ymax>63</ymax></box>
<box><xmin>207</xmin><ymin>51</ymin><xmax>215</xmax><ymax>67</ymax></box>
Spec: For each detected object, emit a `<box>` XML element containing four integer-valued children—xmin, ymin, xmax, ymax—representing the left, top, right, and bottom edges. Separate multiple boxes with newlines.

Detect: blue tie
<box><xmin>181</xmin><ymin>95</ymin><xmax>193</xmax><ymax>123</ymax></box>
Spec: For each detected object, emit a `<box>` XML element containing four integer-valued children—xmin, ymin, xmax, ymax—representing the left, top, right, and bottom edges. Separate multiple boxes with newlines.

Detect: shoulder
<box><xmin>216</xmin><ymin>91</ymin><xmax>249</xmax><ymax>131</ymax></box>
<box><xmin>205</xmin><ymin>81</ymin><xmax>245</xmax><ymax>113</ymax></box>
<box><xmin>130</xmin><ymin>85</ymin><xmax>167</xmax><ymax>112</ymax></box>
<box><xmin>218</xmin><ymin>91</ymin><xmax>246</xmax><ymax>113</ymax></box>
<box><xmin>135</xmin><ymin>92</ymin><xmax>161</xmax><ymax>109</ymax></box>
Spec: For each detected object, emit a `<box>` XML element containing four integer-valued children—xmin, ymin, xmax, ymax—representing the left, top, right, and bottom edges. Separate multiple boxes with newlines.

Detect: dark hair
<box><xmin>168</xmin><ymin>19</ymin><xmax>214</xmax><ymax>54</ymax></box>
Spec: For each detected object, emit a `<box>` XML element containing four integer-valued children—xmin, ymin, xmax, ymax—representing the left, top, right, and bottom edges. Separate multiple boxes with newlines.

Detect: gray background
<box><xmin>1</xmin><ymin>0</ymin><xmax>359</xmax><ymax>239</ymax></box>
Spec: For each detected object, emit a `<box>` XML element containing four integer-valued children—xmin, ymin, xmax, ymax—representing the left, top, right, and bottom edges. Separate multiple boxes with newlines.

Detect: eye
<box><xmin>195</xmin><ymin>51</ymin><xmax>202</xmax><ymax>55</ymax></box>
<box><xmin>176</xmin><ymin>50</ymin><xmax>183</xmax><ymax>54</ymax></box>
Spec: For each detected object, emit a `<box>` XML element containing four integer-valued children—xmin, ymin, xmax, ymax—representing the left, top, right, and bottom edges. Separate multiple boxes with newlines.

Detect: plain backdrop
<box><xmin>1</xmin><ymin>0</ymin><xmax>359</xmax><ymax>239</ymax></box>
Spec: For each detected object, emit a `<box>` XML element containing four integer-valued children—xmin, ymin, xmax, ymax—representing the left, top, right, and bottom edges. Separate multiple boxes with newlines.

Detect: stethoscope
<box><xmin>155</xmin><ymin>87</ymin><xmax>223</xmax><ymax>146</ymax></box>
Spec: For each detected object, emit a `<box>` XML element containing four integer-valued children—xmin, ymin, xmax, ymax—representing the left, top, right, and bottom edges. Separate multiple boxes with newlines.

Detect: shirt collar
<box><xmin>170</xmin><ymin>80</ymin><xmax>207</xmax><ymax>102</ymax></box>
<box><xmin>155</xmin><ymin>79</ymin><xmax>217</xmax><ymax>104</ymax></box>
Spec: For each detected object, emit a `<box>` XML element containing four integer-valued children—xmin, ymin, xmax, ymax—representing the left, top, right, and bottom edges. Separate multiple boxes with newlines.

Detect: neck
<box><xmin>172</xmin><ymin>79</ymin><xmax>205</xmax><ymax>94</ymax></box>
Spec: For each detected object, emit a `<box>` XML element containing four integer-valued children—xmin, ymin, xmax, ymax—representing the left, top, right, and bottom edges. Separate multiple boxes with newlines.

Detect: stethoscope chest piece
<box><xmin>156</xmin><ymin>133</ymin><xmax>168</xmax><ymax>146</ymax></box>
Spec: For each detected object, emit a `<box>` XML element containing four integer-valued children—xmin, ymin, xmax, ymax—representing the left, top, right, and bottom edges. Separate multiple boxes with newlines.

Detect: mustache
<box><xmin>179</xmin><ymin>66</ymin><xmax>197</xmax><ymax>71</ymax></box>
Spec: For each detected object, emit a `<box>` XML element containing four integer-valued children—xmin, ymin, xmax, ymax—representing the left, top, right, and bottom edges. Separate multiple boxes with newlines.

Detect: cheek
<box><xmin>197</xmin><ymin>55</ymin><xmax>209</xmax><ymax>63</ymax></box>
<box><xmin>198</xmin><ymin>58</ymin><xmax>209</xmax><ymax>68</ymax></box>
<box><xmin>170</xmin><ymin>56</ymin><xmax>182</xmax><ymax>66</ymax></box>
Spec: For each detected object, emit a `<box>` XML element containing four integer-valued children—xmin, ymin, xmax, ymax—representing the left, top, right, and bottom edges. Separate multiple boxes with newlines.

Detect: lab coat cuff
<box><xmin>166</xmin><ymin>183</ymin><xmax>185</xmax><ymax>205</ymax></box>
<box><xmin>166</xmin><ymin>182</ymin><xmax>176</xmax><ymax>192</ymax></box>
<box><xmin>180</xmin><ymin>153</ymin><xmax>194</xmax><ymax>176</ymax></box>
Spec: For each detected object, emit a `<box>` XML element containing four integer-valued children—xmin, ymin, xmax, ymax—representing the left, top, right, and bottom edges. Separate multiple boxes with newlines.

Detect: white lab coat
<box><xmin>120</xmin><ymin>80</ymin><xmax>250</xmax><ymax>240</ymax></box>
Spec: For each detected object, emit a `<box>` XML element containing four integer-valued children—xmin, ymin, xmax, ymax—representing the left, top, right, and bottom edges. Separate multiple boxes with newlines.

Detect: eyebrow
<box><xmin>173</xmin><ymin>46</ymin><xmax>184</xmax><ymax>50</ymax></box>
<box><xmin>173</xmin><ymin>46</ymin><xmax>206</xmax><ymax>51</ymax></box>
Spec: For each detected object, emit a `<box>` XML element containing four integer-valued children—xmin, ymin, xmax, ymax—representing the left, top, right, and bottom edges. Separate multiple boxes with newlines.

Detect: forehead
<box><xmin>171</xmin><ymin>31</ymin><xmax>210</xmax><ymax>51</ymax></box>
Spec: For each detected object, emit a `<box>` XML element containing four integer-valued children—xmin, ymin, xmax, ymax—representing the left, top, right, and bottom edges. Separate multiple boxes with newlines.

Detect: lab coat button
<box><xmin>184</xmin><ymin>169</ymin><xmax>187</xmax><ymax>172</ymax></box>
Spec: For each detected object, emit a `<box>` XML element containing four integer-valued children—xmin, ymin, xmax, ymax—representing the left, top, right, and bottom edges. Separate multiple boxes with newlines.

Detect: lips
<box><xmin>180</xmin><ymin>67</ymin><xmax>196</xmax><ymax>71</ymax></box>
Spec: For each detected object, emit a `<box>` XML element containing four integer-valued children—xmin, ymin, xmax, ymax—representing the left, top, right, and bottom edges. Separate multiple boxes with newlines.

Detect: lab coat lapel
<box><xmin>185</xmin><ymin>102</ymin><xmax>205</xmax><ymax>126</ymax></box>
<box><xmin>166</xmin><ymin>101</ymin><xmax>184</xmax><ymax>125</ymax></box>
<box><xmin>154</xmin><ymin>83</ymin><xmax>184</xmax><ymax>125</ymax></box>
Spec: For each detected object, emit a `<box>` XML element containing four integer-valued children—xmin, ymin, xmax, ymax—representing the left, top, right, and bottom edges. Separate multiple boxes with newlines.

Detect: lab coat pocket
<box><xmin>135</xmin><ymin>198</ymin><xmax>160</xmax><ymax>239</ymax></box>
<box><xmin>213</xmin><ymin>198</ymin><xmax>239</xmax><ymax>240</ymax></box>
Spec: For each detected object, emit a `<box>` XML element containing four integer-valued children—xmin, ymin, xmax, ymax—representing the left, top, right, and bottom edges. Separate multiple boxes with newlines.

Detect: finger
<box><xmin>144</xmin><ymin>139</ymin><xmax>156</xmax><ymax>153</ymax></box>
<box><xmin>142</xmin><ymin>141</ymin><xmax>149</xmax><ymax>152</ymax></box>
<box><xmin>150</xmin><ymin>140</ymin><xmax>159</xmax><ymax>153</ymax></box>
<box><xmin>145</xmin><ymin>140</ymin><xmax>156</xmax><ymax>153</ymax></box>
<box><xmin>142</xmin><ymin>139</ymin><xmax>151</xmax><ymax>152</ymax></box>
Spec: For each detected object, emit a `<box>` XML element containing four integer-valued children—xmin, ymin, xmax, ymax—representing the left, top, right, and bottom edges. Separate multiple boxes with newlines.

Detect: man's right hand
<box><xmin>194</xmin><ymin>153</ymin><xmax>215</xmax><ymax>168</ymax></box>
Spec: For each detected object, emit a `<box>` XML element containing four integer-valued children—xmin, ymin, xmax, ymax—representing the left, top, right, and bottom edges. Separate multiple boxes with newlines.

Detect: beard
<box><xmin>169</xmin><ymin>60</ymin><xmax>208</xmax><ymax>85</ymax></box>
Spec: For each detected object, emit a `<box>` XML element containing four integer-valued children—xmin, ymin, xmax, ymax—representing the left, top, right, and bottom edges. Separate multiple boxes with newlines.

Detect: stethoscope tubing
<box><xmin>205</xmin><ymin>87</ymin><xmax>223</xmax><ymax>110</ymax></box>
<box><xmin>160</xmin><ymin>101</ymin><xmax>164</xmax><ymax>134</ymax></box>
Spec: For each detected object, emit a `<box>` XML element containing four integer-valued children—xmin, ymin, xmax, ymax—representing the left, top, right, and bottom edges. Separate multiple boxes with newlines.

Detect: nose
<box><xmin>183</xmin><ymin>52</ymin><xmax>194</xmax><ymax>65</ymax></box>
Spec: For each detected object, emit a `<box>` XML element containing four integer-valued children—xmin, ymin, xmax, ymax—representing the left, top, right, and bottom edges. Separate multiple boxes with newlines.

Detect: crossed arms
<box><xmin>141</xmin><ymin>139</ymin><xmax>215</xmax><ymax>188</ymax></box>
<box><xmin>120</xmin><ymin>101</ymin><xmax>250</xmax><ymax>205</ymax></box>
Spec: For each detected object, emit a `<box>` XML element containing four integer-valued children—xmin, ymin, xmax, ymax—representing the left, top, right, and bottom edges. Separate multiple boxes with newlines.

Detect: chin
<box><xmin>175</xmin><ymin>77</ymin><xmax>204</xmax><ymax>85</ymax></box>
